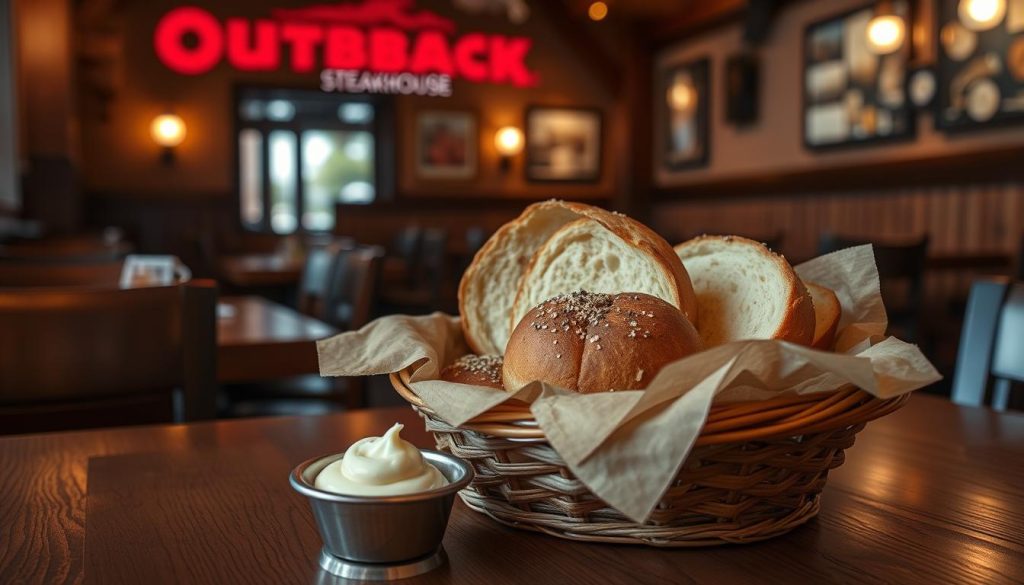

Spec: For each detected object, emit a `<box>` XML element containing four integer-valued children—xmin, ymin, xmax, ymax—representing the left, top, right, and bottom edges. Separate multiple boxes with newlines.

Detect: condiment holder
<box><xmin>290</xmin><ymin>450</ymin><xmax>473</xmax><ymax>581</ymax></box>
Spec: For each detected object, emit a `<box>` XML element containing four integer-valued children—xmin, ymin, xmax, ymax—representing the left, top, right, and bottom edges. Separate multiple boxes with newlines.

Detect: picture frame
<box><xmin>935</xmin><ymin>0</ymin><xmax>1024</xmax><ymax>133</ymax></box>
<box><xmin>524</xmin><ymin>106</ymin><xmax>602</xmax><ymax>182</ymax></box>
<box><xmin>414</xmin><ymin>110</ymin><xmax>477</xmax><ymax>180</ymax></box>
<box><xmin>658</xmin><ymin>57</ymin><xmax>710</xmax><ymax>172</ymax></box>
<box><xmin>801</xmin><ymin>2</ymin><xmax>916</xmax><ymax>151</ymax></box>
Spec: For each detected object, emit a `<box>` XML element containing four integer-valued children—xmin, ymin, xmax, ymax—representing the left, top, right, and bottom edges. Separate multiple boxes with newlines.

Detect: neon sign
<box><xmin>153</xmin><ymin>0</ymin><xmax>538</xmax><ymax>95</ymax></box>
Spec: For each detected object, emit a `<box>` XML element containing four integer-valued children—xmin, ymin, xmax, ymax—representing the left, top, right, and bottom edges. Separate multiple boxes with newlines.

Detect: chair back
<box><xmin>323</xmin><ymin>245</ymin><xmax>385</xmax><ymax>330</ymax></box>
<box><xmin>0</xmin><ymin>261</ymin><xmax>125</xmax><ymax>288</ymax></box>
<box><xmin>0</xmin><ymin>280</ymin><xmax>217</xmax><ymax>433</ymax></box>
<box><xmin>415</xmin><ymin>228</ymin><xmax>448</xmax><ymax>301</ymax></box>
<box><xmin>391</xmin><ymin>226</ymin><xmax>423</xmax><ymax>276</ymax></box>
<box><xmin>952</xmin><ymin>278</ymin><xmax>1024</xmax><ymax>411</ymax></box>
<box><xmin>297</xmin><ymin>239</ymin><xmax>354</xmax><ymax>317</ymax></box>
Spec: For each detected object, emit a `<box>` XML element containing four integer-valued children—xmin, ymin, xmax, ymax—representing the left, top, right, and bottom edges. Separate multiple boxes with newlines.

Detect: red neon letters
<box><xmin>153</xmin><ymin>6</ymin><xmax>537</xmax><ymax>86</ymax></box>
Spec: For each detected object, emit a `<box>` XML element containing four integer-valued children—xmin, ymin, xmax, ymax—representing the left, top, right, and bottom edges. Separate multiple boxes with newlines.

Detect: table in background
<box><xmin>1</xmin><ymin>395</ymin><xmax>1021</xmax><ymax>584</ymax></box>
<box><xmin>219</xmin><ymin>254</ymin><xmax>304</xmax><ymax>288</ymax></box>
<box><xmin>216</xmin><ymin>295</ymin><xmax>336</xmax><ymax>383</ymax></box>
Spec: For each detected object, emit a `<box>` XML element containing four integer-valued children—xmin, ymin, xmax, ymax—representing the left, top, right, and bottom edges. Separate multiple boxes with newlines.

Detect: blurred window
<box><xmin>235</xmin><ymin>89</ymin><xmax>379</xmax><ymax>233</ymax></box>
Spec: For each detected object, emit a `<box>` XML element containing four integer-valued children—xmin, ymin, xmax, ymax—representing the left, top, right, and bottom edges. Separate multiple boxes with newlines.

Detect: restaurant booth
<box><xmin>2</xmin><ymin>0</ymin><xmax>1023</xmax><ymax>583</ymax></box>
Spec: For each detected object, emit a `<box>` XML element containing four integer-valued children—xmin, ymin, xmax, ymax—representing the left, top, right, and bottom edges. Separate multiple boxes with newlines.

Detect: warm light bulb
<box><xmin>668</xmin><ymin>78</ymin><xmax>696</xmax><ymax>113</ymax></box>
<box><xmin>588</xmin><ymin>2</ymin><xmax>608</xmax><ymax>21</ymax></box>
<box><xmin>958</xmin><ymin>0</ymin><xmax>1006</xmax><ymax>31</ymax></box>
<box><xmin>494</xmin><ymin>126</ymin><xmax>524</xmax><ymax>157</ymax></box>
<box><xmin>866</xmin><ymin>15</ymin><xmax>906</xmax><ymax>55</ymax></box>
<box><xmin>150</xmin><ymin>114</ymin><xmax>186</xmax><ymax>148</ymax></box>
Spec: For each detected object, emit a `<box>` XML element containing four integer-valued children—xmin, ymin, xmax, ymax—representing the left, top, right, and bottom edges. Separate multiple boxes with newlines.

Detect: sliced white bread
<box><xmin>458</xmin><ymin>201</ymin><xmax>580</xmax><ymax>355</ymax></box>
<box><xmin>673</xmin><ymin>235</ymin><xmax>815</xmax><ymax>347</ymax></box>
<box><xmin>511</xmin><ymin>217</ymin><xmax>695</xmax><ymax>332</ymax></box>
<box><xmin>805</xmin><ymin>281</ymin><xmax>841</xmax><ymax>350</ymax></box>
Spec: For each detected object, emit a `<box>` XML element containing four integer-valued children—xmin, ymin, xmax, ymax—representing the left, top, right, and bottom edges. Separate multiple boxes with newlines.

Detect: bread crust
<box><xmin>503</xmin><ymin>292</ymin><xmax>702</xmax><ymax>393</ymax></box>
<box><xmin>805</xmin><ymin>281</ymin><xmax>841</xmax><ymax>350</ymax></box>
<box><xmin>674</xmin><ymin>235</ymin><xmax>815</xmax><ymax>346</ymax></box>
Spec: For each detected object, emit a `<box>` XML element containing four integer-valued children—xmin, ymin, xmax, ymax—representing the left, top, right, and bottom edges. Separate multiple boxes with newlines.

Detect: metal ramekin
<box><xmin>290</xmin><ymin>449</ymin><xmax>473</xmax><ymax>580</ymax></box>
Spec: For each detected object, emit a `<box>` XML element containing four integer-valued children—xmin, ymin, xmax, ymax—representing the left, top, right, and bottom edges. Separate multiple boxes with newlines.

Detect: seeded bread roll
<box><xmin>439</xmin><ymin>355</ymin><xmax>504</xmax><ymax>389</ymax></box>
<box><xmin>503</xmin><ymin>291</ymin><xmax>703</xmax><ymax>393</ymax></box>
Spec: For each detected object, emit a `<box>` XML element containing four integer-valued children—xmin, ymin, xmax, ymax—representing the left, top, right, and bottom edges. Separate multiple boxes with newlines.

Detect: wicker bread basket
<box><xmin>392</xmin><ymin>368</ymin><xmax>908</xmax><ymax>547</ymax></box>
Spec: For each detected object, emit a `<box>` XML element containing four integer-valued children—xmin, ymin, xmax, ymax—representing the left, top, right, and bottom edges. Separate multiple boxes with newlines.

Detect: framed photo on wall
<box><xmin>935</xmin><ymin>0</ymin><xmax>1024</xmax><ymax>132</ymax></box>
<box><xmin>415</xmin><ymin>110</ymin><xmax>477</xmax><ymax>180</ymax></box>
<box><xmin>658</xmin><ymin>57</ymin><xmax>710</xmax><ymax>171</ymax></box>
<box><xmin>802</xmin><ymin>1</ymin><xmax>915</xmax><ymax>150</ymax></box>
<box><xmin>524</xmin><ymin>107</ymin><xmax>602</xmax><ymax>182</ymax></box>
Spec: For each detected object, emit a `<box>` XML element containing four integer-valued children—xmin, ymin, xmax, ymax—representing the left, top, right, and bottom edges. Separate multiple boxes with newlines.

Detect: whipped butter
<box><xmin>314</xmin><ymin>424</ymin><xmax>447</xmax><ymax>496</ymax></box>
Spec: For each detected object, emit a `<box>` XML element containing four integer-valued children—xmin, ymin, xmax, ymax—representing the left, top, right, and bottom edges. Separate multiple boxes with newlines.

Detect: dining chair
<box><xmin>818</xmin><ymin>233</ymin><xmax>929</xmax><ymax>343</ymax></box>
<box><xmin>0</xmin><ymin>280</ymin><xmax>218</xmax><ymax>434</ymax></box>
<box><xmin>323</xmin><ymin>245</ymin><xmax>386</xmax><ymax>330</ymax></box>
<box><xmin>390</xmin><ymin>225</ymin><xmax>424</xmax><ymax>285</ymax></box>
<box><xmin>221</xmin><ymin>245</ymin><xmax>385</xmax><ymax>417</ymax></box>
<box><xmin>951</xmin><ymin>277</ymin><xmax>1024</xmax><ymax>411</ymax></box>
<box><xmin>296</xmin><ymin>238</ymin><xmax>355</xmax><ymax>319</ymax></box>
<box><xmin>0</xmin><ymin>260</ymin><xmax>125</xmax><ymax>288</ymax></box>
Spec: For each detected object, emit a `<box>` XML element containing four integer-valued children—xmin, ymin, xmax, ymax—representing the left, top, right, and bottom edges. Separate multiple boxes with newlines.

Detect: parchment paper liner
<box><xmin>318</xmin><ymin>245</ymin><xmax>941</xmax><ymax>522</ymax></box>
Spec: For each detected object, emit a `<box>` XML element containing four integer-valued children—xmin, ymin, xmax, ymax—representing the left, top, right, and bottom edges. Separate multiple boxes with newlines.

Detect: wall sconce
<box><xmin>958</xmin><ymin>0</ymin><xmax>1006</xmax><ymax>31</ymax></box>
<box><xmin>494</xmin><ymin>126</ymin><xmax>524</xmax><ymax>172</ymax></box>
<box><xmin>866</xmin><ymin>3</ymin><xmax>906</xmax><ymax>55</ymax></box>
<box><xmin>150</xmin><ymin>113</ymin><xmax>186</xmax><ymax>164</ymax></box>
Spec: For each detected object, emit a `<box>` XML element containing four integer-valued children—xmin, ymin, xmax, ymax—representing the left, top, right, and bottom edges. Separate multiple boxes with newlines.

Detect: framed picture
<box><xmin>935</xmin><ymin>0</ymin><xmax>1024</xmax><ymax>132</ymax></box>
<box><xmin>802</xmin><ymin>2</ymin><xmax>915</xmax><ymax>150</ymax></box>
<box><xmin>524</xmin><ymin>107</ymin><xmax>602</xmax><ymax>182</ymax></box>
<box><xmin>415</xmin><ymin>110</ymin><xmax>477</xmax><ymax>180</ymax></box>
<box><xmin>658</xmin><ymin>57</ymin><xmax>710</xmax><ymax>171</ymax></box>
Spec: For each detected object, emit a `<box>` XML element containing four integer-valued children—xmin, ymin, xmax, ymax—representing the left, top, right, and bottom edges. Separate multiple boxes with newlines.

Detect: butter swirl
<box><xmin>314</xmin><ymin>424</ymin><xmax>447</xmax><ymax>496</ymax></box>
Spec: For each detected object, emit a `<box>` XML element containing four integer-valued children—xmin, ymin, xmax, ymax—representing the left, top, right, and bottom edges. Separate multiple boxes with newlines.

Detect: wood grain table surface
<box><xmin>1</xmin><ymin>394</ymin><xmax>1021</xmax><ymax>584</ymax></box>
<box><xmin>216</xmin><ymin>295</ymin><xmax>336</xmax><ymax>383</ymax></box>
<box><xmin>219</xmin><ymin>254</ymin><xmax>305</xmax><ymax>288</ymax></box>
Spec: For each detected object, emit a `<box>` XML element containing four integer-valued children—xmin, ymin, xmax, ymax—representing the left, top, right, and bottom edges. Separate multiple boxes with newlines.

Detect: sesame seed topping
<box><xmin>444</xmin><ymin>354</ymin><xmax>503</xmax><ymax>385</ymax></box>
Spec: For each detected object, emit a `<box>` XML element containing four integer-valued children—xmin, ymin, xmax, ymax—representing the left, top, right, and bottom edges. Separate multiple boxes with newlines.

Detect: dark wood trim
<box><xmin>652</xmin><ymin>0</ymin><xmax>747</xmax><ymax>47</ymax></box>
<box><xmin>653</xmin><ymin>145</ymin><xmax>1024</xmax><ymax>201</ymax></box>
<box><xmin>339</xmin><ymin>193</ymin><xmax>613</xmax><ymax>212</ymax></box>
<box><xmin>530</xmin><ymin>0</ymin><xmax>622</xmax><ymax>96</ymax></box>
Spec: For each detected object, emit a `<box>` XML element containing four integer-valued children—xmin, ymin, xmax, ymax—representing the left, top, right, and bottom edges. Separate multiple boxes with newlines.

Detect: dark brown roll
<box><xmin>503</xmin><ymin>291</ymin><xmax>703</xmax><ymax>393</ymax></box>
<box><xmin>439</xmin><ymin>354</ymin><xmax>504</xmax><ymax>389</ymax></box>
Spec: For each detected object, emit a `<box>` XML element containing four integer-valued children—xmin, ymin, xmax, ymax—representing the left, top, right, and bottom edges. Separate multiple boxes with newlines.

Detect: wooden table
<box><xmin>217</xmin><ymin>296</ymin><xmax>336</xmax><ymax>383</ymax></box>
<box><xmin>1</xmin><ymin>394</ymin><xmax>1022</xmax><ymax>584</ymax></box>
<box><xmin>219</xmin><ymin>254</ymin><xmax>304</xmax><ymax>288</ymax></box>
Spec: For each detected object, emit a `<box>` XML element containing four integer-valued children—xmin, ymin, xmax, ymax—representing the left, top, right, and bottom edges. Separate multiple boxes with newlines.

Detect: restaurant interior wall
<box><xmin>74</xmin><ymin>0</ymin><xmax>619</xmax><ymax>243</ymax></box>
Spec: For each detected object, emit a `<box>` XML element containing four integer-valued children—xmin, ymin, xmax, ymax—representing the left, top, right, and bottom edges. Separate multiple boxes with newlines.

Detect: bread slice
<box><xmin>805</xmin><ymin>281</ymin><xmax>841</xmax><ymax>350</ymax></box>
<box><xmin>674</xmin><ymin>235</ymin><xmax>815</xmax><ymax>347</ymax></box>
<box><xmin>511</xmin><ymin>218</ymin><xmax>695</xmax><ymax>332</ymax></box>
<box><xmin>458</xmin><ymin>201</ymin><xmax>580</xmax><ymax>355</ymax></box>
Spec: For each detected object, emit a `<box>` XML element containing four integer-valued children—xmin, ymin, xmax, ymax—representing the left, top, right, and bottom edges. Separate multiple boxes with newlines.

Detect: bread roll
<box><xmin>511</xmin><ymin>218</ymin><xmax>698</xmax><ymax>339</ymax></box>
<box><xmin>805</xmin><ymin>282</ymin><xmax>841</xmax><ymax>350</ymax></box>
<box><xmin>439</xmin><ymin>354</ymin><xmax>504</xmax><ymax>389</ymax></box>
<box><xmin>674</xmin><ymin>235</ymin><xmax>815</xmax><ymax>347</ymax></box>
<box><xmin>459</xmin><ymin>200</ymin><xmax>697</xmax><ymax>356</ymax></box>
<box><xmin>503</xmin><ymin>291</ymin><xmax>702</xmax><ymax>393</ymax></box>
